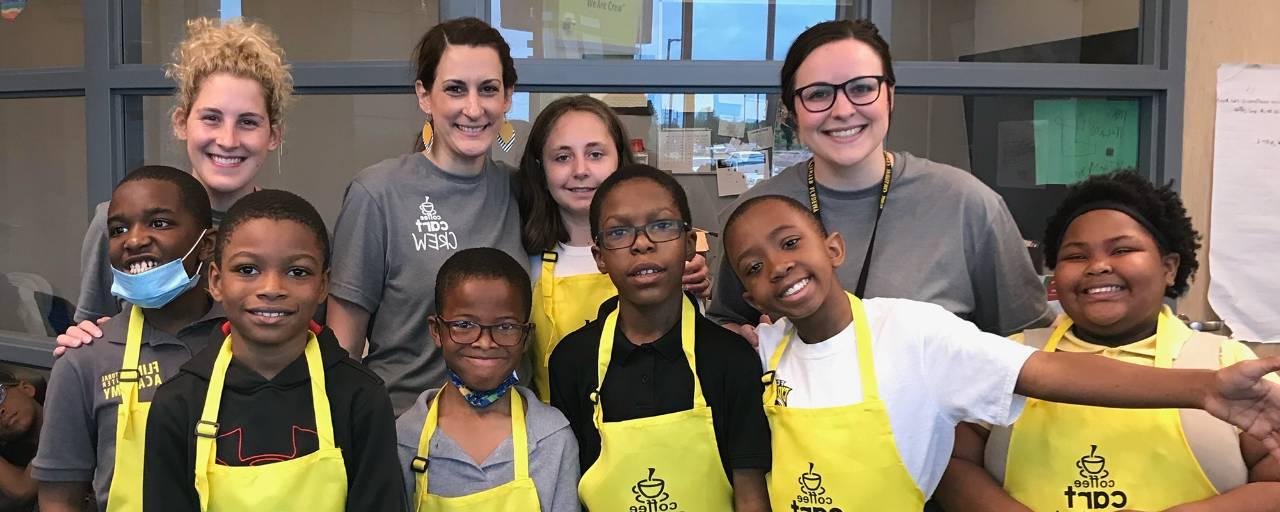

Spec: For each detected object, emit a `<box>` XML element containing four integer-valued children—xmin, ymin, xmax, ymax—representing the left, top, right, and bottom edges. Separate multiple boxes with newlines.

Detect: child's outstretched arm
<box><xmin>1015</xmin><ymin>353</ymin><xmax>1280</xmax><ymax>459</ymax></box>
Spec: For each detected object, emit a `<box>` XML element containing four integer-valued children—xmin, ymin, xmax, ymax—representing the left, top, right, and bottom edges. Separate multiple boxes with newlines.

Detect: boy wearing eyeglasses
<box><xmin>549</xmin><ymin>165</ymin><xmax>770</xmax><ymax>511</ymax></box>
<box><xmin>0</xmin><ymin>369</ymin><xmax>42</xmax><ymax>510</ymax></box>
<box><xmin>396</xmin><ymin>248</ymin><xmax>579</xmax><ymax>510</ymax></box>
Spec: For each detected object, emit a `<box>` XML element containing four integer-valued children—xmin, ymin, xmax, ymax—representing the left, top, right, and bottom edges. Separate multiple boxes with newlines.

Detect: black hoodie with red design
<box><xmin>143</xmin><ymin>326</ymin><xmax>403</xmax><ymax>511</ymax></box>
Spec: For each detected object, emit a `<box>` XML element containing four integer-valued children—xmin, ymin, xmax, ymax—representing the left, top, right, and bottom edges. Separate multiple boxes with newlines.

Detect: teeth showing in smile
<box><xmin>635</xmin><ymin>268</ymin><xmax>661</xmax><ymax>276</ymax></box>
<box><xmin>210</xmin><ymin>154</ymin><xmax>246</xmax><ymax>166</ymax></box>
<box><xmin>1086</xmin><ymin>285</ymin><xmax>1123</xmax><ymax>295</ymax></box>
<box><xmin>828</xmin><ymin>126</ymin><xmax>865</xmax><ymax>137</ymax></box>
<box><xmin>782</xmin><ymin>278</ymin><xmax>810</xmax><ymax>297</ymax></box>
<box><xmin>569</xmin><ymin>187</ymin><xmax>594</xmax><ymax>193</ymax></box>
<box><xmin>128</xmin><ymin>260</ymin><xmax>159</xmax><ymax>275</ymax></box>
<box><xmin>457</xmin><ymin>124</ymin><xmax>485</xmax><ymax>134</ymax></box>
<box><xmin>253</xmin><ymin>311</ymin><xmax>287</xmax><ymax>318</ymax></box>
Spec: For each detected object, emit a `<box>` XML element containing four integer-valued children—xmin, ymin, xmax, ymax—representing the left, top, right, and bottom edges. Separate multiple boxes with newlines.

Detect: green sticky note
<box><xmin>1034</xmin><ymin>99</ymin><xmax>1139</xmax><ymax>185</ymax></box>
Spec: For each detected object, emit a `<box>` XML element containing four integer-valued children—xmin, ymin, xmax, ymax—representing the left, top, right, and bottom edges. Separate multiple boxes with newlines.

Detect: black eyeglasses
<box><xmin>793</xmin><ymin>75</ymin><xmax>888</xmax><ymax>113</ymax></box>
<box><xmin>436</xmin><ymin>319</ymin><xmax>532</xmax><ymax>347</ymax></box>
<box><xmin>596</xmin><ymin>219</ymin><xmax>690</xmax><ymax>250</ymax></box>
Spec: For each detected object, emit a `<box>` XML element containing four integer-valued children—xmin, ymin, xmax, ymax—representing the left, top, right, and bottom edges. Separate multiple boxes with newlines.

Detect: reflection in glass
<box><xmin>890</xmin><ymin>0</ymin><xmax>1142</xmax><ymax>64</ymax></box>
<box><xmin>493</xmin><ymin>0</ymin><xmax>859</xmax><ymax>60</ymax></box>
<box><xmin>0</xmin><ymin>0</ymin><xmax>83</xmax><ymax>68</ymax></box>
<box><xmin>0</xmin><ymin>98</ymin><xmax>87</xmax><ymax>337</ymax></box>
<box><xmin>130</xmin><ymin>0</ymin><xmax>440</xmax><ymax>63</ymax></box>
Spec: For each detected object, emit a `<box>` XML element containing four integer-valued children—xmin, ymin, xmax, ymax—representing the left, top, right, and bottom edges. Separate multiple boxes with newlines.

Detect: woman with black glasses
<box><xmin>710</xmin><ymin>19</ymin><xmax>1053</xmax><ymax>345</ymax></box>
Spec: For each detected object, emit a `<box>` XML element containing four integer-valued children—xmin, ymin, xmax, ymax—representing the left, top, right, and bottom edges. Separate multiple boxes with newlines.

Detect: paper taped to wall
<box><xmin>1208</xmin><ymin>63</ymin><xmax>1280</xmax><ymax>342</ymax></box>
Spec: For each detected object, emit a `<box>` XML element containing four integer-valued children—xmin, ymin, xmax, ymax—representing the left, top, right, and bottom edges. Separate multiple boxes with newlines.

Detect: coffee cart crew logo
<box><xmin>791</xmin><ymin>462</ymin><xmax>844</xmax><ymax>511</ymax></box>
<box><xmin>1063</xmin><ymin>444</ymin><xmax>1129</xmax><ymax>509</ymax></box>
<box><xmin>630</xmin><ymin>467</ymin><xmax>679</xmax><ymax>511</ymax></box>
<box><xmin>410</xmin><ymin>196</ymin><xmax>457</xmax><ymax>251</ymax></box>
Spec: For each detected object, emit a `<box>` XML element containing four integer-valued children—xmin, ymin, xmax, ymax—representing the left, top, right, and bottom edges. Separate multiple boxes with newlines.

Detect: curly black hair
<box><xmin>1043</xmin><ymin>171</ymin><xmax>1200</xmax><ymax>298</ymax></box>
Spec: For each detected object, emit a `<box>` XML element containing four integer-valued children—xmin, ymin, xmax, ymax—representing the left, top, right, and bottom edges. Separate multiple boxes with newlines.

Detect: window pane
<box><xmin>493</xmin><ymin>0</ymin><xmax>860</xmax><ymax>60</ymax></box>
<box><xmin>130</xmin><ymin>0</ymin><xmax>439</xmax><ymax>64</ymax></box>
<box><xmin>0</xmin><ymin>97</ymin><xmax>87</xmax><ymax>338</ymax></box>
<box><xmin>0</xmin><ymin>0</ymin><xmax>83</xmax><ymax>68</ymax></box>
<box><xmin>890</xmin><ymin>0</ymin><xmax>1142</xmax><ymax>64</ymax></box>
<box><xmin>496</xmin><ymin>91</ymin><xmax>1146</xmax><ymax>246</ymax></box>
<box><xmin>887</xmin><ymin>93</ymin><xmax>1148</xmax><ymax>242</ymax></box>
<box><xmin>140</xmin><ymin>94</ymin><xmax>425</xmax><ymax>227</ymax></box>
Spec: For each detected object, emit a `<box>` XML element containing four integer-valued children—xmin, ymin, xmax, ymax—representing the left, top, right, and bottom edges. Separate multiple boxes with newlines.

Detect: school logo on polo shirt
<box><xmin>411</xmin><ymin>196</ymin><xmax>457</xmax><ymax>251</ymax></box>
<box><xmin>791</xmin><ymin>462</ymin><xmax>844</xmax><ymax>512</ymax></box>
<box><xmin>629</xmin><ymin>467</ymin><xmax>679</xmax><ymax>511</ymax></box>
<box><xmin>100</xmin><ymin>361</ymin><xmax>164</xmax><ymax>400</ymax></box>
<box><xmin>1062</xmin><ymin>444</ymin><xmax>1128</xmax><ymax>510</ymax></box>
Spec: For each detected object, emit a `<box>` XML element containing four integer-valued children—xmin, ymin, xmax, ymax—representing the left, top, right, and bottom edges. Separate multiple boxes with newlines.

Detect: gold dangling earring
<box><xmin>421</xmin><ymin>118</ymin><xmax>434</xmax><ymax>152</ymax></box>
<box><xmin>496</xmin><ymin>118</ymin><xmax>516</xmax><ymax>152</ymax></box>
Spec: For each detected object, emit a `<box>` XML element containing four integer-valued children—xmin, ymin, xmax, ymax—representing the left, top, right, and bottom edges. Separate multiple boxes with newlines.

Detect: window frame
<box><xmin>0</xmin><ymin>0</ymin><xmax>1189</xmax><ymax>366</ymax></box>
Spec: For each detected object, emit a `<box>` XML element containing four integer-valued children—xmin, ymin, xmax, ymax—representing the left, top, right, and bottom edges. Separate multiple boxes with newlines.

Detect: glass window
<box><xmin>0</xmin><ymin>97</ymin><xmax>87</xmax><ymax>338</ymax></box>
<box><xmin>493</xmin><ymin>0</ymin><xmax>860</xmax><ymax>60</ymax></box>
<box><xmin>887</xmin><ymin>93</ymin><xmax>1148</xmax><ymax>242</ymax></box>
<box><xmin>129</xmin><ymin>0</ymin><xmax>439</xmax><ymax>64</ymax></box>
<box><xmin>0</xmin><ymin>0</ymin><xmax>84</xmax><ymax>68</ymax></box>
<box><xmin>140</xmin><ymin>94</ymin><xmax>425</xmax><ymax>227</ymax></box>
<box><xmin>889</xmin><ymin>0</ymin><xmax>1142</xmax><ymax>64</ymax></box>
<box><xmin>499</xmin><ymin>91</ymin><xmax>1146</xmax><ymax>244</ymax></box>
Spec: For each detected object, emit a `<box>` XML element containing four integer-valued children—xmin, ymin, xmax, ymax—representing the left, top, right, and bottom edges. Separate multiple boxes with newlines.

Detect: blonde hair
<box><xmin>166</xmin><ymin>17</ymin><xmax>293</xmax><ymax>131</ymax></box>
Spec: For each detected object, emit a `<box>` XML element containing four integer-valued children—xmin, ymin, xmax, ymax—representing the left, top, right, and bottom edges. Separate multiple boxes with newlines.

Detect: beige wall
<box><xmin>1179</xmin><ymin>0</ymin><xmax>1280</xmax><ymax>323</ymax></box>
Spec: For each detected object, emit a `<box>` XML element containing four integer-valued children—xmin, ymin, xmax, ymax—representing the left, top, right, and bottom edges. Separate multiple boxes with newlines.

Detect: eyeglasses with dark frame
<box><xmin>595</xmin><ymin>219</ymin><xmax>691</xmax><ymax>250</ymax></box>
<box><xmin>436</xmin><ymin>319</ymin><xmax>532</xmax><ymax>347</ymax></box>
<box><xmin>793</xmin><ymin>75</ymin><xmax>889</xmax><ymax>113</ymax></box>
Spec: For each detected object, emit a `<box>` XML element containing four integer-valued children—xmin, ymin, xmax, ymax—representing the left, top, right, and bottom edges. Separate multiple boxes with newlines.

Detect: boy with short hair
<box><xmin>721</xmin><ymin>194</ymin><xmax>1280</xmax><ymax>511</ymax></box>
<box><xmin>396</xmin><ymin>247</ymin><xmax>579</xmax><ymax>510</ymax></box>
<box><xmin>33</xmin><ymin>165</ymin><xmax>223</xmax><ymax>512</ymax></box>
<box><xmin>144</xmin><ymin>189</ymin><xmax>402</xmax><ymax>511</ymax></box>
<box><xmin>549</xmin><ymin>164</ymin><xmax>770</xmax><ymax>511</ymax></box>
<box><xmin>0</xmin><ymin>368</ymin><xmax>43</xmax><ymax>510</ymax></box>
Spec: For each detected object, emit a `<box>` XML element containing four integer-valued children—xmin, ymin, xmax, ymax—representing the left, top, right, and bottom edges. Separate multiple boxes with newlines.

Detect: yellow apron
<box><xmin>103</xmin><ymin>305</ymin><xmax>149</xmax><ymax>512</ymax></box>
<box><xmin>763</xmin><ymin>292</ymin><xmax>924</xmax><ymax>511</ymax></box>
<box><xmin>577</xmin><ymin>296</ymin><xmax>734</xmax><ymax>510</ymax></box>
<box><xmin>1002</xmin><ymin>312</ymin><xmax>1219</xmax><ymax>511</ymax></box>
<box><xmin>410</xmin><ymin>387</ymin><xmax>540</xmax><ymax>510</ymax></box>
<box><xmin>193</xmin><ymin>333</ymin><xmax>348</xmax><ymax>512</ymax></box>
<box><xmin>530</xmin><ymin>251</ymin><xmax>617</xmax><ymax>402</ymax></box>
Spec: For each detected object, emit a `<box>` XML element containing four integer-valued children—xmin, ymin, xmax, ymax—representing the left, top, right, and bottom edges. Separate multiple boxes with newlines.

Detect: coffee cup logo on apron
<box><xmin>792</xmin><ymin>462</ymin><xmax>844</xmax><ymax>511</ymax></box>
<box><xmin>1064</xmin><ymin>445</ymin><xmax>1128</xmax><ymax>510</ymax></box>
<box><xmin>629</xmin><ymin>467</ymin><xmax>679</xmax><ymax>511</ymax></box>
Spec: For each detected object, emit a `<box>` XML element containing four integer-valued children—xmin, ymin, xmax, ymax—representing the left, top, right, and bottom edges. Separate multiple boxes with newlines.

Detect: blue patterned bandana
<box><xmin>446</xmin><ymin>368</ymin><xmax>519</xmax><ymax>409</ymax></box>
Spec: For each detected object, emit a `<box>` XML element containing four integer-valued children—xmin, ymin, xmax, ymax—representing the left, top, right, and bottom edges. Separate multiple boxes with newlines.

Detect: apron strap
<box><xmin>412</xmin><ymin>388</ymin><xmax>531</xmax><ymax>502</ymax></box>
<box><xmin>539</xmin><ymin>252</ymin><xmax>559</xmax><ymax>336</ymax></box>
<box><xmin>115</xmin><ymin>305</ymin><xmax>146</xmax><ymax>447</ymax></box>
<box><xmin>593</xmin><ymin>296</ymin><xmax>704</xmax><ymax>428</ymax></box>
<box><xmin>194</xmin><ymin>333</ymin><xmax>326</xmax><ymax>512</ymax></box>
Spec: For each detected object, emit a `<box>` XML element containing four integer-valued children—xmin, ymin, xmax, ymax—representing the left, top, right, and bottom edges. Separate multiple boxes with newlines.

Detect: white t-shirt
<box><xmin>755</xmin><ymin>297</ymin><xmax>1036</xmax><ymax>497</ymax></box>
<box><xmin>528</xmin><ymin>243</ymin><xmax>600</xmax><ymax>282</ymax></box>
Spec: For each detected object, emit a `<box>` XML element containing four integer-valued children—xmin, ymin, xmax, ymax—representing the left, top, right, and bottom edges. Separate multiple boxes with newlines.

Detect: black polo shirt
<box><xmin>548</xmin><ymin>298</ymin><xmax>771</xmax><ymax>480</ymax></box>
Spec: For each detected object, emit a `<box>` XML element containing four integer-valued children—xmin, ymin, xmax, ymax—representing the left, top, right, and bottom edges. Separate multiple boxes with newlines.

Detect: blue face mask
<box><xmin>447</xmin><ymin>367</ymin><xmax>519</xmax><ymax>409</ymax></box>
<box><xmin>110</xmin><ymin>229</ymin><xmax>207</xmax><ymax>309</ymax></box>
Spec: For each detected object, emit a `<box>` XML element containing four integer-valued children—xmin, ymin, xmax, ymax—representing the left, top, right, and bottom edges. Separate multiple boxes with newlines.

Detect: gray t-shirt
<box><xmin>31</xmin><ymin>303</ymin><xmax>224</xmax><ymax>510</ymax></box>
<box><xmin>395</xmin><ymin>386</ymin><xmax>580</xmax><ymax>511</ymax></box>
<box><xmin>329</xmin><ymin>153</ymin><xmax>528</xmax><ymax>415</ymax></box>
<box><xmin>708</xmin><ymin>152</ymin><xmax>1052</xmax><ymax>336</ymax></box>
<box><xmin>74</xmin><ymin>201</ymin><xmax>226</xmax><ymax>323</ymax></box>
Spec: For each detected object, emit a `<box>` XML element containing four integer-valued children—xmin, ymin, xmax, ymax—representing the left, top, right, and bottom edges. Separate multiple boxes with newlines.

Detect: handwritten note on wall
<box><xmin>1208</xmin><ymin>64</ymin><xmax>1280</xmax><ymax>342</ymax></box>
